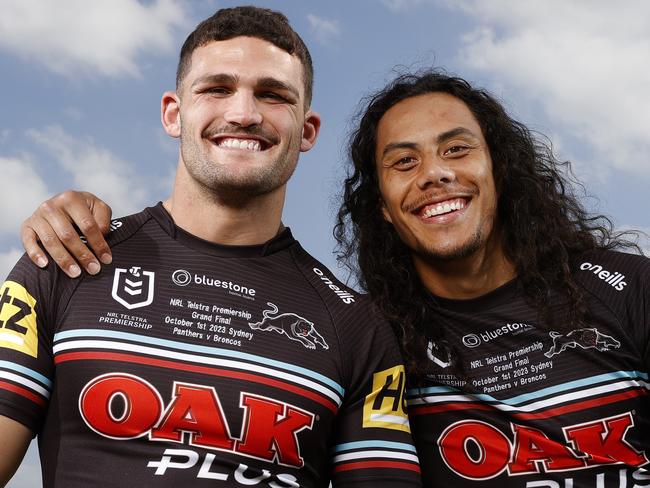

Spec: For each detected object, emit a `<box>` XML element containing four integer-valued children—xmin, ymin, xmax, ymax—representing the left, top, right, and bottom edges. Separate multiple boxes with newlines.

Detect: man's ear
<box><xmin>161</xmin><ymin>91</ymin><xmax>181</xmax><ymax>138</ymax></box>
<box><xmin>299</xmin><ymin>110</ymin><xmax>321</xmax><ymax>152</ymax></box>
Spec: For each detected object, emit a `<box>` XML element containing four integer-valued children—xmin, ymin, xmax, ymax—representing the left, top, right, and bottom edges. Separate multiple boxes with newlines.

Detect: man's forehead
<box><xmin>378</xmin><ymin>93</ymin><xmax>483</xmax><ymax>139</ymax></box>
<box><xmin>188</xmin><ymin>37</ymin><xmax>304</xmax><ymax>85</ymax></box>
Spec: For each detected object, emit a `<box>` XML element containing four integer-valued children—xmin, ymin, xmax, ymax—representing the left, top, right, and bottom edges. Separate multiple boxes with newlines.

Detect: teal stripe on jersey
<box><xmin>333</xmin><ymin>440</ymin><xmax>418</xmax><ymax>453</ymax></box>
<box><xmin>54</xmin><ymin>328</ymin><xmax>344</xmax><ymax>395</ymax></box>
<box><xmin>505</xmin><ymin>370</ymin><xmax>648</xmax><ymax>405</ymax></box>
<box><xmin>0</xmin><ymin>360</ymin><xmax>52</xmax><ymax>388</ymax></box>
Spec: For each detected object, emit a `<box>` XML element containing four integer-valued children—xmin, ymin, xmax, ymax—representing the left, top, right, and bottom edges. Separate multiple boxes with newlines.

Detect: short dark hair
<box><xmin>176</xmin><ymin>6</ymin><xmax>314</xmax><ymax>107</ymax></box>
<box><xmin>336</xmin><ymin>70</ymin><xmax>640</xmax><ymax>379</ymax></box>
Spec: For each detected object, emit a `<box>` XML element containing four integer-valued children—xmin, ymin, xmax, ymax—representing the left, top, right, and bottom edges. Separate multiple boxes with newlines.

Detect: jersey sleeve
<box><xmin>636</xmin><ymin>255</ymin><xmax>650</xmax><ymax>373</ymax></box>
<box><xmin>0</xmin><ymin>254</ymin><xmax>63</xmax><ymax>433</ymax></box>
<box><xmin>330</xmin><ymin>299</ymin><xmax>422</xmax><ymax>487</ymax></box>
<box><xmin>609</xmin><ymin>252</ymin><xmax>650</xmax><ymax>374</ymax></box>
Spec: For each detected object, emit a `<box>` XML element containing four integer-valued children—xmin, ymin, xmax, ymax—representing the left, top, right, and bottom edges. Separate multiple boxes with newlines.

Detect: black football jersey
<box><xmin>0</xmin><ymin>203</ymin><xmax>421</xmax><ymax>488</ymax></box>
<box><xmin>409</xmin><ymin>249</ymin><xmax>650</xmax><ymax>487</ymax></box>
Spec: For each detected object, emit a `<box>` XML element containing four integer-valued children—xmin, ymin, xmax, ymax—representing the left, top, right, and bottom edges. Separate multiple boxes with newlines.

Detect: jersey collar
<box><xmin>146</xmin><ymin>202</ymin><xmax>296</xmax><ymax>258</ymax></box>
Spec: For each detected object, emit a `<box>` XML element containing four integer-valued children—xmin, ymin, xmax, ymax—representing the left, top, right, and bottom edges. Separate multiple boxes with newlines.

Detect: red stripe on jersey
<box><xmin>409</xmin><ymin>401</ymin><xmax>494</xmax><ymax>416</ymax></box>
<box><xmin>55</xmin><ymin>351</ymin><xmax>338</xmax><ymax>413</ymax></box>
<box><xmin>0</xmin><ymin>380</ymin><xmax>46</xmax><ymax>407</ymax></box>
<box><xmin>334</xmin><ymin>460</ymin><xmax>421</xmax><ymax>474</ymax></box>
<box><xmin>513</xmin><ymin>388</ymin><xmax>647</xmax><ymax>421</ymax></box>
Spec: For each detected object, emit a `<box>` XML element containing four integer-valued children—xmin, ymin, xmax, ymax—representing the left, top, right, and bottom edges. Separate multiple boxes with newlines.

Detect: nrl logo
<box><xmin>111</xmin><ymin>266</ymin><xmax>155</xmax><ymax>310</ymax></box>
<box><xmin>248</xmin><ymin>302</ymin><xmax>328</xmax><ymax>350</ymax></box>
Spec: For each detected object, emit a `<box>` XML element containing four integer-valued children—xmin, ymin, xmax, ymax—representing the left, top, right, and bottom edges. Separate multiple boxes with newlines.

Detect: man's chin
<box><xmin>417</xmin><ymin>234</ymin><xmax>483</xmax><ymax>263</ymax></box>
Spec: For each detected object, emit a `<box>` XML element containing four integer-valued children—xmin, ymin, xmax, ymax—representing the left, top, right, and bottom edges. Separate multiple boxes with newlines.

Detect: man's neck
<box><xmin>414</xmin><ymin>240</ymin><xmax>516</xmax><ymax>300</ymax></box>
<box><xmin>164</xmin><ymin>164</ymin><xmax>286</xmax><ymax>246</ymax></box>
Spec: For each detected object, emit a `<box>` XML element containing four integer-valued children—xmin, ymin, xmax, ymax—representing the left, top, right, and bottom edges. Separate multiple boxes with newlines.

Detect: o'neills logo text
<box><xmin>580</xmin><ymin>262</ymin><xmax>627</xmax><ymax>291</ymax></box>
<box><xmin>312</xmin><ymin>268</ymin><xmax>355</xmax><ymax>304</ymax></box>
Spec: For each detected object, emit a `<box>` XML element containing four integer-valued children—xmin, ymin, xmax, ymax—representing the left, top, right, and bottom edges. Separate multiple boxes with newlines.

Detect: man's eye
<box><xmin>393</xmin><ymin>156</ymin><xmax>417</xmax><ymax>168</ymax></box>
<box><xmin>260</xmin><ymin>92</ymin><xmax>286</xmax><ymax>102</ymax></box>
<box><xmin>205</xmin><ymin>87</ymin><xmax>230</xmax><ymax>95</ymax></box>
<box><xmin>445</xmin><ymin>145</ymin><xmax>469</xmax><ymax>156</ymax></box>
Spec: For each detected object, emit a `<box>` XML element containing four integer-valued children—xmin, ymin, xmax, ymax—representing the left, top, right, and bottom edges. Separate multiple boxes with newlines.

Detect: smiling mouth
<box><xmin>419</xmin><ymin>198</ymin><xmax>467</xmax><ymax>219</ymax></box>
<box><xmin>211</xmin><ymin>136</ymin><xmax>270</xmax><ymax>152</ymax></box>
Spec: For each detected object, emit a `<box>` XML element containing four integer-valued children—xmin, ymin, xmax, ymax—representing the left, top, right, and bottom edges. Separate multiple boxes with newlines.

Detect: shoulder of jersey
<box><xmin>309</xmin><ymin>264</ymin><xmax>360</xmax><ymax>306</ymax></box>
<box><xmin>290</xmin><ymin>246</ymin><xmax>361</xmax><ymax>307</ymax></box>
<box><xmin>575</xmin><ymin>248</ymin><xmax>650</xmax><ymax>293</ymax></box>
<box><xmin>103</xmin><ymin>208</ymin><xmax>153</xmax><ymax>247</ymax></box>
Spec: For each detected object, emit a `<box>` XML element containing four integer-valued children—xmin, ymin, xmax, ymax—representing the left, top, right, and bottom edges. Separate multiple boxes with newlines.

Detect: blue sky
<box><xmin>2</xmin><ymin>0</ymin><xmax>649</xmax><ymax>485</ymax></box>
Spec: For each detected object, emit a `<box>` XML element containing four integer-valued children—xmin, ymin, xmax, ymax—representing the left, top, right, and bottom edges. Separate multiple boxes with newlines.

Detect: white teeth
<box><xmin>217</xmin><ymin>138</ymin><xmax>262</xmax><ymax>151</ymax></box>
<box><xmin>423</xmin><ymin>199</ymin><xmax>465</xmax><ymax>218</ymax></box>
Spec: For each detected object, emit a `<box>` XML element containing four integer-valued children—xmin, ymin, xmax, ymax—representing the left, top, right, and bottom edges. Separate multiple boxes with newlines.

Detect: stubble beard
<box><xmin>417</xmin><ymin>228</ymin><xmax>484</xmax><ymax>263</ymax></box>
<box><xmin>180</xmin><ymin>128</ymin><xmax>301</xmax><ymax>204</ymax></box>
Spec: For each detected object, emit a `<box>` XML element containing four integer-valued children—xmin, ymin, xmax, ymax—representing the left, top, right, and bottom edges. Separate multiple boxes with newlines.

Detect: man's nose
<box><xmin>416</xmin><ymin>155</ymin><xmax>456</xmax><ymax>189</ymax></box>
<box><xmin>223</xmin><ymin>91</ymin><xmax>263</xmax><ymax>127</ymax></box>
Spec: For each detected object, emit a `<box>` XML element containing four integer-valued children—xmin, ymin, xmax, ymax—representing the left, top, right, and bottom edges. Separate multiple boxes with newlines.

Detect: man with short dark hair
<box><xmin>0</xmin><ymin>7</ymin><xmax>421</xmax><ymax>487</ymax></box>
<box><xmin>336</xmin><ymin>71</ymin><xmax>650</xmax><ymax>487</ymax></box>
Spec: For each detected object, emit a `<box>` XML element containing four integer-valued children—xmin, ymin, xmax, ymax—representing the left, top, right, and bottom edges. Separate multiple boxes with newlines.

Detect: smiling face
<box><xmin>163</xmin><ymin>36</ymin><xmax>320</xmax><ymax>200</ymax></box>
<box><xmin>375</xmin><ymin>92</ymin><xmax>500</xmax><ymax>263</ymax></box>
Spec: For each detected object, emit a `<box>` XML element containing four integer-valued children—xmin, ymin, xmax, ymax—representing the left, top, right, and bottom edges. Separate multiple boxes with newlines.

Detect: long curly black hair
<box><xmin>335</xmin><ymin>70</ymin><xmax>640</xmax><ymax>379</ymax></box>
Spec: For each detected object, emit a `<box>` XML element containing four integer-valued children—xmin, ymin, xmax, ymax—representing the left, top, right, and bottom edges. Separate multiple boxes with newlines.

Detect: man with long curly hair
<box><xmin>18</xmin><ymin>70</ymin><xmax>650</xmax><ymax>487</ymax></box>
<box><xmin>335</xmin><ymin>71</ymin><xmax>650</xmax><ymax>486</ymax></box>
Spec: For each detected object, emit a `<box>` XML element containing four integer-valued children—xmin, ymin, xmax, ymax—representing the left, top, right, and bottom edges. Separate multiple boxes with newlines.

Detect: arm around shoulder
<box><xmin>21</xmin><ymin>190</ymin><xmax>113</xmax><ymax>278</ymax></box>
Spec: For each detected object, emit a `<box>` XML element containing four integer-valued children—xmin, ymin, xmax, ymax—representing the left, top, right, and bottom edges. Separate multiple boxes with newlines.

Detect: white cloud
<box><xmin>307</xmin><ymin>14</ymin><xmax>341</xmax><ymax>45</ymax></box>
<box><xmin>443</xmin><ymin>0</ymin><xmax>650</xmax><ymax>176</ymax></box>
<box><xmin>0</xmin><ymin>0</ymin><xmax>189</xmax><ymax>78</ymax></box>
<box><xmin>0</xmin><ymin>156</ymin><xmax>51</xmax><ymax>236</ymax></box>
<box><xmin>27</xmin><ymin>126</ymin><xmax>150</xmax><ymax>217</ymax></box>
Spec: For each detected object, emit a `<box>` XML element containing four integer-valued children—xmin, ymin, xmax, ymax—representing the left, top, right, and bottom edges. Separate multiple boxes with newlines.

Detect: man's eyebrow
<box><xmin>436</xmin><ymin>127</ymin><xmax>478</xmax><ymax>144</ymax></box>
<box><xmin>257</xmin><ymin>77</ymin><xmax>300</xmax><ymax>99</ymax></box>
<box><xmin>380</xmin><ymin>141</ymin><xmax>419</xmax><ymax>159</ymax></box>
<box><xmin>191</xmin><ymin>73</ymin><xmax>238</xmax><ymax>89</ymax></box>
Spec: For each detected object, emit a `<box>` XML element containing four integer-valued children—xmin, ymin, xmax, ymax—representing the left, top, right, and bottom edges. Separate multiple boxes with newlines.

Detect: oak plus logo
<box><xmin>111</xmin><ymin>266</ymin><xmax>155</xmax><ymax>310</ymax></box>
<box><xmin>79</xmin><ymin>373</ymin><xmax>314</xmax><ymax>469</ymax></box>
<box><xmin>438</xmin><ymin>413</ymin><xmax>647</xmax><ymax>480</ymax></box>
